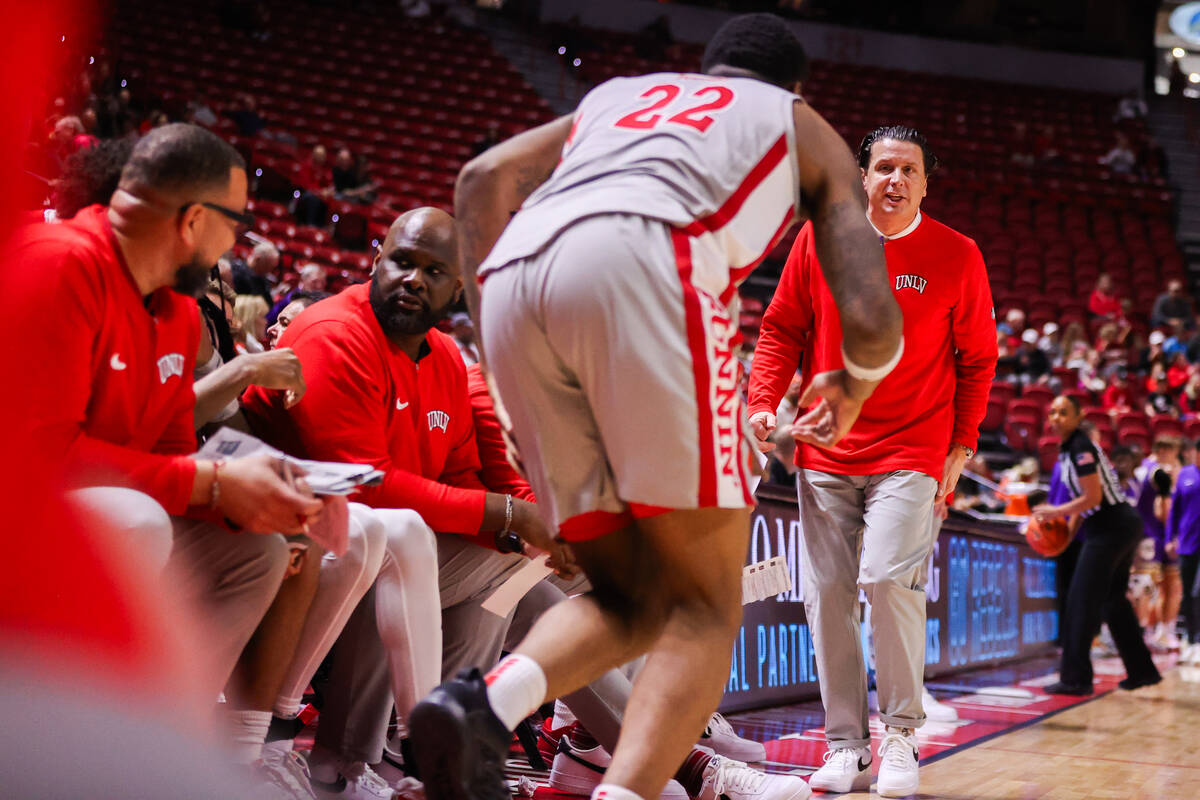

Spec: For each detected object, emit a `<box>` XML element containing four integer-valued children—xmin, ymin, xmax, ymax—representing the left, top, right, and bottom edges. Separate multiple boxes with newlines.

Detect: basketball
<box><xmin>1023</xmin><ymin>515</ymin><xmax>1071</xmax><ymax>557</ymax></box>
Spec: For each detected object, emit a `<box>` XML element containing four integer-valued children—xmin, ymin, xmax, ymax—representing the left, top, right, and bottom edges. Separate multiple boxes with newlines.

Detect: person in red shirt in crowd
<box><xmin>1088</xmin><ymin>273</ymin><xmax>1123</xmax><ymax>319</ymax></box>
<box><xmin>747</xmin><ymin>125</ymin><xmax>998</xmax><ymax>797</ymax></box>
<box><xmin>4</xmin><ymin>124</ymin><xmax>345</xmax><ymax>794</ymax></box>
<box><xmin>1168</xmin><ymin>350</ymin><xmax>1191</xmax><ymax>392</ymax></box>
<box><xmin>1102</xmin><ymin>366</ymin><xmax>1134</xmax><ymax>415</ymax></box>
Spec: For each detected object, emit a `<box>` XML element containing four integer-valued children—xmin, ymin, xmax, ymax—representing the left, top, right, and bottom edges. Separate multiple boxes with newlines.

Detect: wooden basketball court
<box><xmin>838</xmin><ymin>667</ymin><xmax>1200</xmax><ymax>799</ymax></box>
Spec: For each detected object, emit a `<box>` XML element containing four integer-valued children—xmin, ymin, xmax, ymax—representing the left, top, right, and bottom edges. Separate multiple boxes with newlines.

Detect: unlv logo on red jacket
<box><xmin>895</xmin><ymin>274</ymin><xmax>928</xmax><ymax>294</ymax></box>
<box><xmin>156</xmin><ymin>353</ymin><xmax>185</xmax><ymax>384</ymax></box>
<box><xmin>427</xmin><ymin>410</ymin><xmax>450</xmax><ymax>433</ymax></box>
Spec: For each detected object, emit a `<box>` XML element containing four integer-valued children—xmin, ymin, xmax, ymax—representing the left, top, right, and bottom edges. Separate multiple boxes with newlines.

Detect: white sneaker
<box><xmin>807</xmin><ymin>745</ymin><xmax>871</xmax><ymax>793</ymax></box>
<box><xmin>548</xmin><ymin>735</ymin><xmax>688</xmax><ymax>799</ymax></box>
<box><xmin>921</xmin><ymin>686</ymin><xmax>958</xmax><ymax>722</ymax></box>
<box><xmin>700</xmin><ymin>712</ymin><xmax>767</xmax><ymax>762</ymax></box>
<box><xmin>697</xmin><ymin>755</ymin><xmax>811</xmax><ymax>800</ymax></box>
<box><xmin>259</xmin><ymin>749</ymin><xmax>319</xmax><ymax>800</ymax></box>
<box><xmin>311</xmin><ymin>760</ymin><xmax>396</xmax><ymax>799</ymax></box>
<box><xmin>876</xmin><ymin>727</ymin><xmax>919</xmax><ymax>798</ymax></box>
<box><xmin>1180</xmin><ymin>643</ymin><xmax>1199</xmax><ymax>665</ymax></box>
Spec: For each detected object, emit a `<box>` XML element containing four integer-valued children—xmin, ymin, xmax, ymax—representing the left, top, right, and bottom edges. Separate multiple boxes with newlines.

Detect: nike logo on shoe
<box><xmin>858</xmin><ymin>757</ymin><xmax>871</xmax><ymax>771</ymax></box>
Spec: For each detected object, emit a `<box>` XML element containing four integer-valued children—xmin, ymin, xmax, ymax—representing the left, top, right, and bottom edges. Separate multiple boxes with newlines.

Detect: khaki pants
<box><xmin>797</xmin><ymin>469</ymin><xmax>937</xmax><ymax>749</ymax></box>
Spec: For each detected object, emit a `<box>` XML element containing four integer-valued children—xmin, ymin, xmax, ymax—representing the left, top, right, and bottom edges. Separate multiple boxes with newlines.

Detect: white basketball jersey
<box><xmin>480</xmin><ymin>72</ymin><xmax>801</xmax><ymax>300</ymax></box>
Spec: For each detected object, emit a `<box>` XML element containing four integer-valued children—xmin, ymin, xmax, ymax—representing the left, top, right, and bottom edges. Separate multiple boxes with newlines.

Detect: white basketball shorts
<box><xmin>479</xmin><ymin>213</ymin><xmax>758</xmax><ymax>543</ymax></box>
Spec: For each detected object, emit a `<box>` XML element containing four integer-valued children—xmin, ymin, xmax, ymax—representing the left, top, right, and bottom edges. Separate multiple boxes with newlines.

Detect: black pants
<box><xmin>1059</xmin><ymin>504</ymin><xmax>1160</xmax><ymax>687</ymax></box>
<box><xmin>1181</xmin><ymin>552</ymin><xmax>1200</xmax><ymax>644</ymax></box>
<box><xmin>1053</xmin><ymin>537</ymin><xmax>1082</xmax><ymax>647</ymax></box>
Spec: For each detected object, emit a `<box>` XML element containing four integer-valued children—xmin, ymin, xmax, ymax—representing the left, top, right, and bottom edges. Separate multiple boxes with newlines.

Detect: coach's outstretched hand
<box><xmin>789</xmin><ymin>369</ymin><xmax>866</xmax><ymax>449</ymax></box>
<box><xmin>748</xmin><ymin>411</ymin><xmax>777</xmax><ymax>453</ymax></box>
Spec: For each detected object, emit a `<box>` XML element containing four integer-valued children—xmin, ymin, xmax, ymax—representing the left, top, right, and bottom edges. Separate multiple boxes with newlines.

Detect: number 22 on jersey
<box><xmin>613</xmin><ymin>83</ymin><xmax>737</xmax><ymax>134</ymax></box>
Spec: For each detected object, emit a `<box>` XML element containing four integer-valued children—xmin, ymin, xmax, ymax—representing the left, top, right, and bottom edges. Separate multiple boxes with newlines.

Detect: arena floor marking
<box><xmin>523</xmin><ymin>652</ymin><xmax>1181</xmax><ymax>797</ymax></box>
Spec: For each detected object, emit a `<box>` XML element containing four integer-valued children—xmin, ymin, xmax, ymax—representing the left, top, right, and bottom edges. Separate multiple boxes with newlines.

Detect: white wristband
<box><xmin>841</xmin><ymin>336</ymin><xmax>905</xmax><ymax>382</ymax></box>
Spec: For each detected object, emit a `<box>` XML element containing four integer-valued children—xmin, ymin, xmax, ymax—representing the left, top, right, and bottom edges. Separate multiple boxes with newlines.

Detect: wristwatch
<box><xmin>956</xmin><ymin>444</ymin><xmax>975</xmax><ymax>459</ymax></box>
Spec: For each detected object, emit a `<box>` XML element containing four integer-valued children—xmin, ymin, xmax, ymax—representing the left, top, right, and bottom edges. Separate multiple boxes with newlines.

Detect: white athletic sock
<box><xmin>484</xmin><ymin>654</ymin><xmax>548</xmax><ymax>731</ymax></box>
<box><xmin>552</xmin><ymin>699</ymin><xmax>577</xmax><ymax>729</ymax></box>
<box><xmin>592</xmin><ymin>784</ymin><xmax>645</xmax><ymax>800</ymax></box>
<box><xmin>225</xmin><ymin>709</ymin><xmax>272</xmax><ymax>764</ymax></box>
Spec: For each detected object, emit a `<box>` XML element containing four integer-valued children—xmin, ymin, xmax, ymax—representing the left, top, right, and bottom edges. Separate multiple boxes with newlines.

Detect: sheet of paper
<box><xmin>481</xmin><ymin>557</ymin><xmax>555</xmax><ymax>618</ymax></box>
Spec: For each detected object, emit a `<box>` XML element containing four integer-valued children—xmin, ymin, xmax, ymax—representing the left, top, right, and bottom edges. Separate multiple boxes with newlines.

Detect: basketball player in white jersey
<box><xmin>410</xmin><ymin>14</ymin><xmax>904</xmax><ymax>800</ymax></box>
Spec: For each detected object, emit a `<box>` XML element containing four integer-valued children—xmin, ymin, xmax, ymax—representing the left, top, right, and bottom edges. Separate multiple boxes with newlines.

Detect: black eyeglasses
<box><xmin>180</xmin><ymin>201</ymin><xmax>255</xmax><ymax>231</ymax></box>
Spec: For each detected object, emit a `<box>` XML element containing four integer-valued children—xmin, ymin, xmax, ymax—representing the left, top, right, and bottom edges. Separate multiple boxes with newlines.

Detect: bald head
<box><xmin>381</xmin><ymin>207</ymin><xmax>459</xmax><ymax>276</ymax></box>
<box><xmin>370</xmin><ymin>207</ymin><xmax>462</xmax><ymax>347</ymax></box>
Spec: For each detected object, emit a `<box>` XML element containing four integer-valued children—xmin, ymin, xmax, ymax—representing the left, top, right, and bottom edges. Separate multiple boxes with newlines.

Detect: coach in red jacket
<box><xmin>747</xmin><ymin>126</ymin><xmax>997</xmax><ymax>797</ymax></box>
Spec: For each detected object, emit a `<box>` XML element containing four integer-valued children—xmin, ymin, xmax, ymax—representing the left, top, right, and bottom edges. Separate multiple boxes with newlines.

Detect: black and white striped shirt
<box><xmin>1058</xmin><ymin>428</ymin><xmax>1128</xmax><ymax>517</ymax></box>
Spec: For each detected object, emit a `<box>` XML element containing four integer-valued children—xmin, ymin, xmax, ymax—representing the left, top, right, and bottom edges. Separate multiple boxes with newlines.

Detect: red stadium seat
<box><xmin>1037</xmin><ymin>436</ymin><xmax>1060</xmax><ymax>473</ymax></box>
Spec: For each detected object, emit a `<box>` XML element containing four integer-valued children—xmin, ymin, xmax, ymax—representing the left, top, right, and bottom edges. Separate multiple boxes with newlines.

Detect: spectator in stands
<box><xmin>1033</xmin><ymin>395</ymin><xmax>1160</xmax><ymax>694</ymax></box>
<box><xmin>265</xmin><ymin>290</ymin><xmax>329</xmax><ymax>349</ymax></box>
<box><xmin>1115</xmin><ymin>91</ymin><xmax>1148</xmax><ymax>122</ymax></box>
<box><xmin>1102</xmin><ymin>366</ymin><xmax>1133</xmax><ymax>415</ymax></box>
<box><xmin>1014</xmin><ymin>328</ymin><xmax>1050</xmax><ymax>384</ymax></box>
<box><xmin>293</xmin><ymin>145</ymin><xmax>332</xmax><ymax>226</ymax></box>
<box><xmin>233</xmin><ymin>294</ymin><xmax>269</xmax><ymax>354</ymax></box>
<box><xmin>998</xmin><ymin>307</ymin><xmax>1025</xmax><ymax>338</ymax></box>
<box><xmin>1139</xmin><ymin>329</ymin><xmax>1168</xmax><ymax>374</ymax></box>
<box><xmin>1168</xmin><ymin>350</ymin><xmax>1191</xmax><ymax>391</ymax></box>
<box><xmin>268</xmin><ymin>262</ymin><xmax>327</xmax><ymax>324</ymax></box>
<box><xmin>1010</xmin><ymin>121</ymin><xmax>1035</xmax><ymax>167</ymax></box>
<box><xmin>50</xmin><ymin>136</ymin><xmax>134</xmax><ymax>221</ymax></box>
<box><xmin>186</xmin><ymin>94</ymin><xmax>219</xmax><ymax>127</ymax></box>
<box><xmin>227</xmin><ymin>92</ymin><xmax>266</xmax><ymax>137</ymax></box>
<box><xmin>1146</xmin><ymin>374</ymin><xmax>1179</xmax><ymax>418</ymax></box>
<box><xmin>1057</xmin><ymin>321</ymin><xmax>1086</xmax><ymax>364</ymax></box>
<box><xmin>1088</xmin><ymin>273</ymin><xmax>1122</xmax><ymax>320</ymax></box>
<box><xmin>1078</xmin><ymin>349</ymin><xmax>1107</xmax><ymax>394</ymax></box>
<box><xmin>447</xmin><ymin>311</ymin><xmax>479</xmax><ymax>365</ymax></box>
<box><xmin>1151</xmin><ymin>279</ymin><xmax>1192</xmax><ymax>331</ymax></box>
<box><xmin>1099</xmin><ymin>131</ymin><xmax>1137</xmax><ymax>175</ymax></box>
<box><xmin>1095</xmin><ymin>321</ymin><xmax>1129</xmax><ymax>355</ymax></box>
<box><xmin>471</xmin><ymin>121</ymin><xmax>503</xmax><ymax>158</ymax></box>
<box><xmin>1182</xmin><ymin>371</ymin><xmax>1200</xmax><ymax>415</ymax></box>
<box><xmin>233</xmin><ymin>241</ymin><xmax>279</xmax><ymax>307</ymax></box>
<box><xmin>48</xmin><ymin>115</ymin><xmax>95</xmax><ymax>172</ymax></box>
<box><xmin>1034</xmin><ymin>124</ymin><xmax>1061</xmax><ymax>164</ymax></box>
<box><xmin>331</xmin><ymin>147</ymin><xmax>378</xmax><ymax>203</ymax></box>
<box><xmin>1038</xmin><ymin>321</ymin><xmax>1062</xmax><ymax>364</ymax></box>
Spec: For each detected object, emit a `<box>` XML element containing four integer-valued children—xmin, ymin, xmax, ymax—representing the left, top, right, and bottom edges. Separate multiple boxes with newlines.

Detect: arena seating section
<box><xmin>104</xmin><ymin>1</ymin><xmax>1187</xmax><ymax>463</ymax></box>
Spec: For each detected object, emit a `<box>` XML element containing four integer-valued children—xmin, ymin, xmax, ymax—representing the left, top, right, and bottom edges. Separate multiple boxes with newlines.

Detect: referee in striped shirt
<box><xmin>1031</xmin><ymin>394</ymin><xmax>1161</xmax><ymax>694</ymax></box>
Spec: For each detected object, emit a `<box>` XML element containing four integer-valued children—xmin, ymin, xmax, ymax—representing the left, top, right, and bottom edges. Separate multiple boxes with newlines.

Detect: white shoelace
<box><xmin>706</xmin><ymin>711</ymin><xmax>736</xmax><ymax>737</ymax></box>
<box><xmin>879</xmin><ymin>731</ymin><xmax>917</xmax><ymax>770</ymax></box>
<box><xmin>346</xmin><ymin>762</ymin><xmax>395</xmax><ymax>798</ymax></box>
<box><xmin>707</xmin><ymin>756</ymin><xmax>766</xmax><ymax>794</ymax></box>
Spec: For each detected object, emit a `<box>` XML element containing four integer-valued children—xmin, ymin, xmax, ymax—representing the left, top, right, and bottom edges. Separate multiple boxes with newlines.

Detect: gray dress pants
<box><xmin>797</xmin><ymin>468</ymin><xmax>938</xmax><ymax>749</ymax></box>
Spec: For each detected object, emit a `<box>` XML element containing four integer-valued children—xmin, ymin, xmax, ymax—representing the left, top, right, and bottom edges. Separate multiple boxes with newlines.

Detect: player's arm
<box><xmin>746</xmin><ymin>227</ymin><xmax>814</xmax><ymax>451</ymax></box>
<box><xmin>788</xmin><ymin>101</ymin><xmax>902</xmax><ymax>446</ymax></box>
<box><xmin>454</xmin><ymin>115</ymin><xmax>574</xmax><ymax>320</ymax></box>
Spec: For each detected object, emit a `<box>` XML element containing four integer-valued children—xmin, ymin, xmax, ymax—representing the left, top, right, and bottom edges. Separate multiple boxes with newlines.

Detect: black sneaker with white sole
<box><xmin>409</xmin><ymin>668</ymin><xmax>512</xmax><ymax>800</ymax></box>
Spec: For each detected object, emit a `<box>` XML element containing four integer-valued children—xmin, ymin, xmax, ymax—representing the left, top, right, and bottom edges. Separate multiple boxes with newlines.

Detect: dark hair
<box><xmin>119</xmin><ymin>123</ymin><xmax>245</xmax><ymax>196</ymax></box>
<box><xmin>54</xmin><ymin>137</ymin><xmax>135</xmax><ymax>218</ymax></box>
<box><xmin>1111</xmin><ymin>444</ymin><xmax>1134</xmax><ymax>460</ymax></box>
<box><xmin>290</xmin><ymin>290</ymin><xmax>331</xmax><ymax>308</ymax></box>
<box><xmin>858</xmin><ymin>125</ymin><xmax>939</xmax><ymax>174</ymax></box>
<box><xmin>701</xmin><ymin>13</ymin><xmax>809</xmax><ymax>88</ymax></box>
<box><xmin>1059</xmin><ymin>393</ymin><xmax>1083</xmax><ymax>415</ymax></box>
